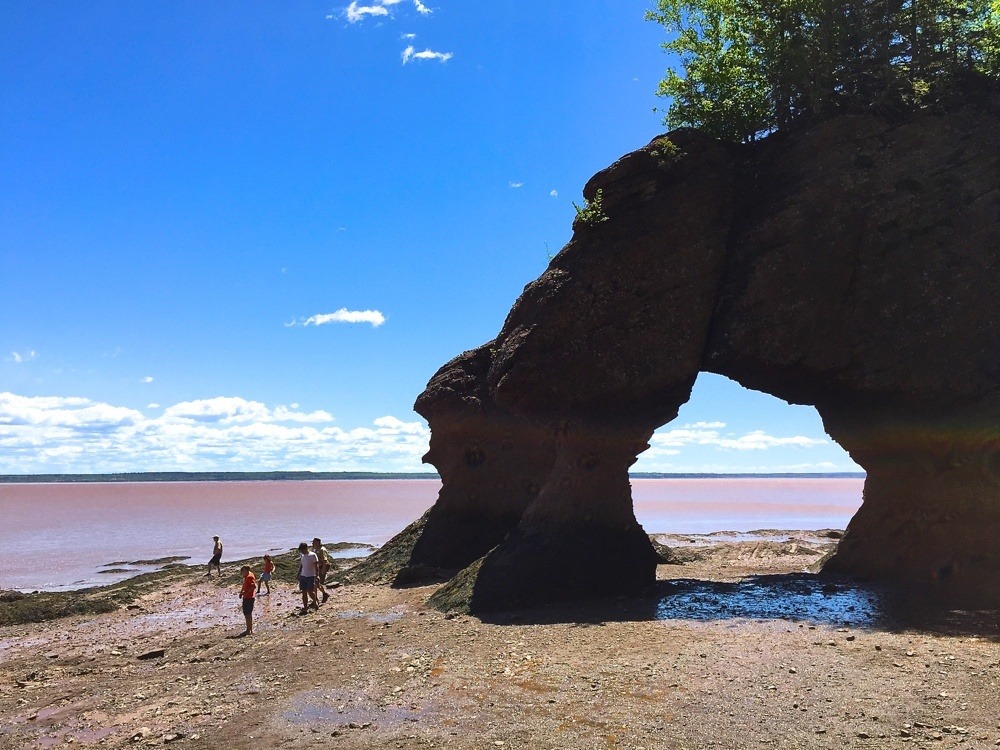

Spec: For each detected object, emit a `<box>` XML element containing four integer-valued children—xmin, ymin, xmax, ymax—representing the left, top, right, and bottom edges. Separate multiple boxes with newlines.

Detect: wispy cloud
<box><xmin>345</xmin><ymin>1</ymin><xmax>390</xmax><ymax>23</ymax></box>
<box><xmin>401</xmin><ymin>32</ymin><xmax>417</xmax><ymax>39</ymax></box>
<box><xmin>413</xmin><ymin>0</ymin><xmax>432</xmax><ymax>14</ymax></box>
<box><xmin>343</xmin><ymin>0</ymin><xmax>409</xmax><ymax>23</ymax></box>
<box><xmin>286</xmin><ymin>308</ymin><xmax>386</xmax><ymax>328</ymax></box>
<box><xmin>645</xmin><ymin>421</ymin><xmax>825</xmax><ymax>454</ymax></box>
<box><xmin>141</xmin><ymin>376</ymin><xmax>154</xmax><ymax>384</ymax></box>
<box><xmin>0</xmin><ymin>392</ymin><xmax>430</xmax><ymax>473</ymax></box>
<box><xmin>7</xmin><ymin>350</ymin><xmax>37</xmax><ymax>364</ymax></box>
<box><xmin>509</xmin><ymin>181</ymin><xmax>524</xmax><ymax>189</ymax></box>
<box><xmin>402</xmin><ymin>45</ymin><xmax>453</xmax><ymax>64</ymax></box>
<box><xmin>550</xmin><ymin>189</ymin><xmax>558</xmax><ymax>197</ymax></box>
<box><xmin>625</xmin><ymin>419</ymin><xmax>854</xmax><ymax>473</ymax></box>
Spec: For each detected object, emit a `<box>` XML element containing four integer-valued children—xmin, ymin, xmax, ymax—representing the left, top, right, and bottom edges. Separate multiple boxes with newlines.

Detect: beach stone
<box><xmin>366</xmin><ymin>76</ymin><xmax>1000</xmax><ymax>612</ymax></box>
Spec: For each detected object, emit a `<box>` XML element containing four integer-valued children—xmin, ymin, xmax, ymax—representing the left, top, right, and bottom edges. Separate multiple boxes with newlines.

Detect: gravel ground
<box><xmin>2</xmin><ymin>531</ymin><xmax>999</xmax><ymax>750</ymax></box>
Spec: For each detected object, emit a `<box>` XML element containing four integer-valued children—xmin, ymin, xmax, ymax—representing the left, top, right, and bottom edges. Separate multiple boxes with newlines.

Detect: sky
<box><xmin>0</xmin><ymin>1</ymin><xmax>862</xmax><ymax>475</ymax></box>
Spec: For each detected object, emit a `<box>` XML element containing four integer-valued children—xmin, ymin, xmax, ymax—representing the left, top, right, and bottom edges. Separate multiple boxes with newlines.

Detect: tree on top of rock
<box><xmin>647</xmin><ymin>0</ymin><xmax>1000</xmax><ymax>142</ymax></box>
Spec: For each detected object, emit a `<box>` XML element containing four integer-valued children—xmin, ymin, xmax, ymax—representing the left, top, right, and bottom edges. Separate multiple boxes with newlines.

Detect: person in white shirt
<box><xmin>296</xmin><ymin>542</ymin><xmax>320</xmax><ymax>614</ymax></box>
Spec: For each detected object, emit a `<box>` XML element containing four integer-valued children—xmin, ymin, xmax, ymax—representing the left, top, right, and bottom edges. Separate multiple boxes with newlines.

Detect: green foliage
<box><xmin>573</xmin><ymin>189</ymin><xmax>610</xmax><ymax>225</ymax></box>
<box><xmin>648</xmin><ymin>0</ymin><xmax>773</xmax><ymax>141</ymax></box>
<box><xmin>647</xmin><ymin>0</ymin><xmax>1000</xmax><ymax>142</ymax></box>
<box><xmin>649</xmin><ymin>135</ymin><xmax>686</xmax><ymax>163</ymax></box>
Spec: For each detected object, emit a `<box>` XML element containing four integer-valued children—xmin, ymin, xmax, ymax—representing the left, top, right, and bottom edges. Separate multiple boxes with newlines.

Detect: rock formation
<box><xmin>367</xmin><ymin>77</ymin><xmax>1000</xmax><ymax>612</ymax></box>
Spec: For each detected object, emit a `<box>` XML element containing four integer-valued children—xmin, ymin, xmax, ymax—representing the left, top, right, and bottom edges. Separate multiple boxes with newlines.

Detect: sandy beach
<box><xmin>2</xmin><ymin>531</ymin><xmax>999</xmax><ymax>750</ymax></box>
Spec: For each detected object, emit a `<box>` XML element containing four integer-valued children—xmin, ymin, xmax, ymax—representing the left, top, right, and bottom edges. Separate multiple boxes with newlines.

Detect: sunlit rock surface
<box><xmin>380</xmin><ymin>78</ymin><xmax>1000</xmax><ymax>612</ymax></box>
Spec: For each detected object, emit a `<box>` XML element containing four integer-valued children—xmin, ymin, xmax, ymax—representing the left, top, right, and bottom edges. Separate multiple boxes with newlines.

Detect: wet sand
<box><xmin>2</xmin><ymin>531</ymin><xmax>999</xmax><ymax>749</ymax></box>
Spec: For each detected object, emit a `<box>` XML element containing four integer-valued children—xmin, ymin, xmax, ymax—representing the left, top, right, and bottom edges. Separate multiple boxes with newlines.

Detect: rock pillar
<box><xmin>460</xmin><ymin>421</ymin><xmax>660</xmax><ymax>612</ymax></box>
<box><xmin>820</xmin><ymin>404</ymin><xmax>1000</xmax><ymax>602</ymax></box>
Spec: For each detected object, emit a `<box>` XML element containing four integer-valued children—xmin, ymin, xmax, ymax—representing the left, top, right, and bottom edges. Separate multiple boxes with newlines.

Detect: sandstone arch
<box><xmin>359</xmin><ymin>83</ymin><xmax>1000</xmax><ymax>612</ymax></box>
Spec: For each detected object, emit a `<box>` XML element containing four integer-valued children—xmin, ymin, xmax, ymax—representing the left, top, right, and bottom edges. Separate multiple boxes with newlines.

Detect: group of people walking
<box><xmin>206</xmin><ymin>535</ymin><xmax>334</xmax><ymax>637</ymax></box>
<box><xmin>295</xmin><ymin>538</ymin><xmax>333</xmax><ymax>615</ymax></box>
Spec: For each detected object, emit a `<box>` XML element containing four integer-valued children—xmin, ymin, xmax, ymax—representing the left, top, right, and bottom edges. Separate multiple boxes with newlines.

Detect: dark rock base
<box><xmin>430</xmin><ymin>521</ymin><xmax>659</xmax><ymax>614</ymax></box>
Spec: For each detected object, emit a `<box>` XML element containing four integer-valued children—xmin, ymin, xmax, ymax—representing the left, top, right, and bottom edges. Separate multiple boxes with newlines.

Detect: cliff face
<box><xmin>400</xmin><ymin>80</ymin><xmax>1000</xmax><ymax>612</ymax></box>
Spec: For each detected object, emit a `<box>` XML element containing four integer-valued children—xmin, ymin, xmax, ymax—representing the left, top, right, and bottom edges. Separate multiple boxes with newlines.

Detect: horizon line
<box><xmin>0</xmin><ymin>470</ymin><xmax>867</xmax><ymax>484</ymax></box>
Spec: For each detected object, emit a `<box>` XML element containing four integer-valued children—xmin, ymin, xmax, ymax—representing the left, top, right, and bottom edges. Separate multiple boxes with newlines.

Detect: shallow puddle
<box><xmin>655</xmin><ymin>574</ymin><xmax>882</xmax><ymax>626</ymax></box>
<box><xmin>284</xmin><ymin>689</ymin><xmax>435</xmax><ymax>729</ymax></box>
<box><xmin>36</xmin><ymin>726</ymin><xmax>116</xmax><ymax>748</ymax></box>
<box><xmin>335</xmin><ymin>607</ymin><xmax>406</xmax><ymax>624</ymax></box>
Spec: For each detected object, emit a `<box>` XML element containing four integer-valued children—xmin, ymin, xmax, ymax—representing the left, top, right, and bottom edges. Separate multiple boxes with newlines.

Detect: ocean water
<box><xmin>0</xmin><ymin>477</ymin><xmax>863</xmax><ymax>592</ymax></box>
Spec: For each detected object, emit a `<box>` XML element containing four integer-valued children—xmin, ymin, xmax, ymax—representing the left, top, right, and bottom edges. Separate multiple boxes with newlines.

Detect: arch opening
<box><xmin>631</xmin><ymin>373</ymin><xmax>863</xmax><ymax>537</ymax></box>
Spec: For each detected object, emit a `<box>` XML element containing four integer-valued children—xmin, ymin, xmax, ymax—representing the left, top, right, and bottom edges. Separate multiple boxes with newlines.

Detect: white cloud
<box><xmin>344</xmin><ymin>0</ymin><xmax>408</xmax><ymax>23</ymax></box>
<box><xmin>636</xmin><ymin>459</ymin><xmax>850</xmax><ymax>473</ymax></box>
<box><xmin>141</xmin><ymin>376</ymin><xmax>154</xmax><ymax>384</ymax></box>
<box><xmin>413</xmin><ymin>0</ymin><xmax>432</xmax><ymax>14</ymax></box>
<box><xmin>645</xmin><ymin>421</ymin><xmax>826</xmax><ymax>456</ymax></box>
<box><xmin>509</xmin><ymin>181</ymin><xmax>524</xmax><ymax>189</ymax></box>
<box><xmin>162</xmin><ymin>397</ymin><xmax>333</xmax><ymax>425</ymax></box>
<box><xmin>402</xmin><ymin>45</ymin><xmax>453</xmax><ymax>64</ymax></box>
<box><xmin>7</xmin><ymin>350</ymin><xmax>36</xmax><ymax>364</ymax></box>
<box><xmin>147</xmin><ymin>403</ymin><xmax>160</xmax><ymax>409</ymax></box>
<box><xmin>288</xmin><ymin>308</ymin><xmax>386</xmax><ymax>327</ymax></box>
<box><xmin>550</xmin><ymin>189</ymin><xmax>558</xmax><ymax>197</ymax></box>
<box><xmin>345</xmin><ymin>1</ymin><xmax>390</xmax><ymax>23</ymax></box>
<box><xmin>401</xmin><ymin>32</ymin><xmax>416</xmax><ymax>39</ymax></box>
<box><xmin>0</xmin><ymin>391</ymin><xmax>430</xmax><ymax>474</ymax></box>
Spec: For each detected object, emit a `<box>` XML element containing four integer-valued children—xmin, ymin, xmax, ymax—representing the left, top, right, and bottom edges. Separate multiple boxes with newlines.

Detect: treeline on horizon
<box><xmin>648</xmin><ymin>0</ymin><xmax>1000</xmax><ymax>142</ymax></box>
<box><xmin>0</xmin><ymin>471</ymin><xmax>865</xmax><ymax>483</ymax></box>
<box><xmin>0</xmin><ymin>471</ymin><xmax>441</xmax><ymax>484</ymax></box>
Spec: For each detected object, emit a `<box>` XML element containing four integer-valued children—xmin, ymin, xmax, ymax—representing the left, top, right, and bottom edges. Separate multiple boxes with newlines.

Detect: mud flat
<box><xmin>1</xmin><ymin>531</ymin><xmax>999</xmax><ymax>749</ymax></box>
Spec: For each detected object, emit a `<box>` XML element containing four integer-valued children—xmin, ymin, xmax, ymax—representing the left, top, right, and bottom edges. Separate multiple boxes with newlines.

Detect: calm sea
<box><xmin>0</xmin><ymin>477</ymin><xmax>863</xmax><ymax>592</ymax></box>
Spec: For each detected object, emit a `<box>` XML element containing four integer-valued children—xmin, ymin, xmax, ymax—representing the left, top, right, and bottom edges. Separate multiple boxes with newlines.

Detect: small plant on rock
<box><xmin>573</xmin><ymin>189</ymin><xmax>609</xmax><ymax>226</ymax></box>
<box><xmin>649</xmin><ymin>135</ymin><xmax>683</xmax><ymax>165</ymax></box>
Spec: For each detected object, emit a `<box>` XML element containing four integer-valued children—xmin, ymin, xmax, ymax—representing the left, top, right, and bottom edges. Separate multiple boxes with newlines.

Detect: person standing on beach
<box><xmin>207</xmin><ymin>535</ymin><xmax>223</xmax><ymax>577</ymax></box>
<box><xmin>296</xmin><ymin>542</ymin><xmax>320</xmax><ymax>615</ymax></box>
<box><xmin>312</xmin><ymin>538</ymin><xmax>331</xmax><ymax>604</ymax></box>
<box><xmin>238</xmin><ymin>565</ymin><xmax>256</xmax><ymax>636</ymax></box>
<box><xmin>257</xmin><ymin>554</ymin><xmax>274</xmax><ymax>596</ymax></box>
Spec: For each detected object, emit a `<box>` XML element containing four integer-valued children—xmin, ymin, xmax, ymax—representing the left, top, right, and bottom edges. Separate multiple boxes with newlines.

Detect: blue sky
<box><xmin>0</xmin><ymin>1</ymin><xmax>860</xmax><ymax>474</ymax></box>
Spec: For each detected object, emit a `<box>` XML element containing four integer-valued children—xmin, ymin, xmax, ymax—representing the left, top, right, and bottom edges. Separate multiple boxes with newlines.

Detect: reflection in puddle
<box><xmin>284</xmin><ymin>690</ymin><xmax>436</xmax><ymax>729</ymax></box>
<box><xmin>655</xmin><ymin>575</ymin><xmax>882</xmax><ymax>626</ymax></box>
<box><xmin>36</xmin><ymin>726</ymin><xmax>116</xmax><ymax>748</ymax></box>
<box><xmin>656</xmin><ymin>574</ymin><xmax>1000</xmax><ymax>635</ymax></box>
<box><xmin>336</xmin><ymin>608</ymin><xmax>406</xmax><ymax>624</ymax></box>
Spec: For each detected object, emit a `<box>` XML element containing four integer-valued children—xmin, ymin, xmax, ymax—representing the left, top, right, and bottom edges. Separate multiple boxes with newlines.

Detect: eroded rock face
<box><xmin>397</xmin><ymin>80</ymin><xmax>1000</xmax><ymax>612</ymax></box>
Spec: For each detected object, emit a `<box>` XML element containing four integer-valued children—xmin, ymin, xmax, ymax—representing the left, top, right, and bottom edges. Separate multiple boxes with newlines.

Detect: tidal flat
<box><xmin>2</xmin><ymin>532</ymin><xmax>998</xmax><ymax>750</ymax></box>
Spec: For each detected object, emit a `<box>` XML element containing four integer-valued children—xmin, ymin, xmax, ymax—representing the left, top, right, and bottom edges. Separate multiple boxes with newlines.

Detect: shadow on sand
<box><xmin>478</xmin><ymin>573</ymin><xmax>1000</xmax><ymax>641</ymax></box>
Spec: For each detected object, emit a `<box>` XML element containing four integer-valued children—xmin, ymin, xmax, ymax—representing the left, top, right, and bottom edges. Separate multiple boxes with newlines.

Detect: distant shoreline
<box><xmin>0</xmin><ymin>471</ymin><xmax>442</xmax><ymax>484</ymax></box>
<box><xmin>0</xmin><ymin>470</ymin><xmax>865</xmax><ymax>484</ymax></box>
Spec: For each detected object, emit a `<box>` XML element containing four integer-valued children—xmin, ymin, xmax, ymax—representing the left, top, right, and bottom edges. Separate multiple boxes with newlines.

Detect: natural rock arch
<box><xmin>355</xmin><ymin>82</ymin><xmax>1000</xmax><ymax>613</ymax></box>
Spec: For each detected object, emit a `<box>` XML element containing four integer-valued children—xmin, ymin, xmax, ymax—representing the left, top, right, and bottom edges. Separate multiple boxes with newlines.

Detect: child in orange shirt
<box><xmin>238</xmin><ymin>565</ymin><xmax>256</xmax><ymax>636</ymax></box>
<box><xmin>257</xmin><ymin>554</ymin><xmax>274</xmax><ymax>596</ymax></box>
